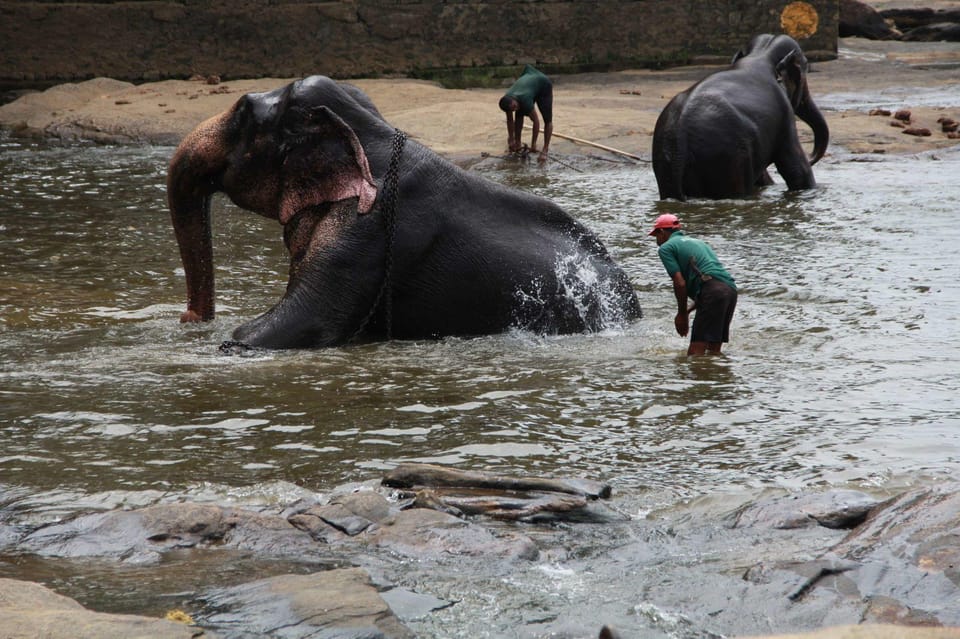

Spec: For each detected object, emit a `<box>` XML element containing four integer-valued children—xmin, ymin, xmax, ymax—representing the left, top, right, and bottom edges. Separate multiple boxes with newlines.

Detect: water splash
<box><xmin>554</xmin><ymin>250</ymin><xmax>633</xmax><ymax>331</ymax></box>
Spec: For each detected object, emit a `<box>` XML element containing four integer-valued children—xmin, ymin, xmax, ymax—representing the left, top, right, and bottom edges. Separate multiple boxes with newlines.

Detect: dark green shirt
<box><xmin>657</xmin><ymin>231</ymin><xmax>736</xmax><ymax>299</ymax></box>
<box><xmin>505</xmin><ymin>64</ymin><xmax>551</xmax><ymax>118</ymax></box>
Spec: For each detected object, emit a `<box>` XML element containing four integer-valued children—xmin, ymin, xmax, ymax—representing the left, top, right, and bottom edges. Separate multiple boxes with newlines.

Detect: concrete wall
<box><xmin>0</xmin><ymin>1</ymin><xmax>838</xmax><ymax>88</ymax></box>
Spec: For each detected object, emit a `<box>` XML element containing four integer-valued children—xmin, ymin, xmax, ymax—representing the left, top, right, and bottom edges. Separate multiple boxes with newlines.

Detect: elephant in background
<box><xmin>652</xmin><ymin>34</ymin><xmax>830</xmax><ymax>201</ymax></box>
<box><xmin>167</xmin><ymin>76</ymin><xmax>641</xmax><ymax>349</ymax></box>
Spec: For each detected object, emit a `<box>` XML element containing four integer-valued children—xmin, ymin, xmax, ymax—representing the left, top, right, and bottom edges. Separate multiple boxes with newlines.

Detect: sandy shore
<box><xmin>1</xmin><ymin>39</ymin><xmax>959</xmax><ymax>164</ymax></box>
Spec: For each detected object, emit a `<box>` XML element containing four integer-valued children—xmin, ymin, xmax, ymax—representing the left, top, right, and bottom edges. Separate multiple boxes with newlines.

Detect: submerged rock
<box><xmin>363</xmin><ymin>507</ymin><xmax>539</xmax><ymax>562</ymax></box>
<box><xmin>19</xmin><ymin>502</ymin><xmax>318</xmax><ymax>563</ymax></box>
<box><xmin>739</xmin><ymin>485</ymin><xmax>960</xmax><ymax>627</ymax></box>
<box><xmin>726</xmin><ymin>489</ymin><xmax>881</xmax><ymax>530</ymax></box>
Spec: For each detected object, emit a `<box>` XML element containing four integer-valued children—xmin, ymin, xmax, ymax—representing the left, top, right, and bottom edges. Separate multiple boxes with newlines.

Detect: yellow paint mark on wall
<box><xmin>781</xmin><ymin>1</ymin><xmax>819</xmax><ymax>39</ymax></box>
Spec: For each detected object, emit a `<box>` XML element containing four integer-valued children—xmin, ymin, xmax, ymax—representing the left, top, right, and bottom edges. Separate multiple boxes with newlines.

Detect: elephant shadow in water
<box><xmin>652</xmin><ymin>33</ymin><xmax>830</xmax><ymax>201</ymax></box>
<box><xmin>167</xmin><ymin>76</ymin><xmax>641</xmax><ymax>349</ymax></box>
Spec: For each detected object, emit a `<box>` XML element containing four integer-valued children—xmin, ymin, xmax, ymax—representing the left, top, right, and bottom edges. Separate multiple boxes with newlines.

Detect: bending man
<box><xmin>498</xmin><ymin>64</ymin><xmax>553</xmax><ymax>163</ymax></box>
<box><xmin>649</xmin><ymin>214</ymin><xmax>738</xmax><ymax>355</ymax></box>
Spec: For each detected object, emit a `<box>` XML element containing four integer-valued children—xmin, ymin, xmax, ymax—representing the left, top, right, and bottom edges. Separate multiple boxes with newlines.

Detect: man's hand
<box><xmin>674</xmin><ymin>312</ymin><xmax>689</xmax><ymax>337</ymax></box>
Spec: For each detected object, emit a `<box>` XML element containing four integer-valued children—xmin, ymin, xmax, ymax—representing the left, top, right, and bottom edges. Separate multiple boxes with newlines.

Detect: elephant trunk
<box><xmin>166</xmin><ymin>112</ymin><xmax>229</xmax><ymax>322</ymax></box>
<box><xmin>796</xmin><ymin>82</ymin><xmax>829</xmax><ymax>166</ymax></box>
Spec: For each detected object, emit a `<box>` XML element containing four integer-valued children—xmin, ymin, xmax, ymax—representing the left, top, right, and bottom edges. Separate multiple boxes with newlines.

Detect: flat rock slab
<box><xmin>0</xmin><ymin>577</ymin><xmax>200</xmax><ymax>639</ymax></box>
<box><xmin>363</xmin><ymin>508</ymin><xmax>539</xmax><ymax>562</ymax></box>
<box><xmin>727</xmin><ymin>489</ymin><xmax>881</xmax><ymax>530</ymax></box>
<box><xmin>19</xmin><ymin>502</ymin><xmax>318</xmax><ymax>564</ymax></box>
<box><xmin>199</xmin><ymin>568</ymin><xmax>414</xmax><ymax>639</ymax></box>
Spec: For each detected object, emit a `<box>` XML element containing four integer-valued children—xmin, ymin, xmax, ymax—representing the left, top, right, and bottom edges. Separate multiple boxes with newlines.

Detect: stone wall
<box><xmin>0</xmin><ymin>1</ymin><xmax>838</xmax><ymax>88</ymax></box>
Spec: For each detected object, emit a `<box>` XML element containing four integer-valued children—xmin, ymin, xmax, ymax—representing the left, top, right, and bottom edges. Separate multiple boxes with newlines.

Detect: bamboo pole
<box><xmin>524</xmin><ymin>124</ymin><xmax>645</xmax><ymax>162</ymax></box>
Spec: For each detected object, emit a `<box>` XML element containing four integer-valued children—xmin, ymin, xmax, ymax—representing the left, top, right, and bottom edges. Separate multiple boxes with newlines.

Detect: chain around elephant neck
<box><xmin>352</xmin><ymin>129</ymin><xmax>406</xmax><ymax>342</ymax></box>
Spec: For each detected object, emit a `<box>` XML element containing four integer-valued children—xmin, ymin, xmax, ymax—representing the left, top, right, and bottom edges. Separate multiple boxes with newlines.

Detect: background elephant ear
<box><xmin>776</xmin><ymin>50</ymin><xmax>806</xmax><ymax>110</ymax></box>
<box><xmin>278</xmin><ymin>105</ymin><xmax>378</xmax><ymax>225</ymax></box>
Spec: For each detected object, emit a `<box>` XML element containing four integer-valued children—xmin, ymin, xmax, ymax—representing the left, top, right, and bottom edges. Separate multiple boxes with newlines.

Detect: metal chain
<box><xmin>350</xmin><ymin>129</ymin><xmax>406</xmax><ymax>342</ymax></box>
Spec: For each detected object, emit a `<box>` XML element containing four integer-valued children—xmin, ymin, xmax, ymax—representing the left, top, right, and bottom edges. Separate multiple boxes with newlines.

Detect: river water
<box><xmin>1</xmin><ymin>134</ymin><xmax>959</xmax><ymax>637</ymax></box>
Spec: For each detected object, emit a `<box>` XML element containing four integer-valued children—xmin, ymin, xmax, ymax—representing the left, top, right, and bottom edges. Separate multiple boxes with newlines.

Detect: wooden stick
<box><xmin>524</xmin><ymin>124</ymin><xmax>645</xmax><ymax>162</ymax></box>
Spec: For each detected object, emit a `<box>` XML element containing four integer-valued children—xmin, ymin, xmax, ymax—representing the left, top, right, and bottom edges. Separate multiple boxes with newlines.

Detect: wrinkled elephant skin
<box><xmin>167</xmin><ymin>76</ymin><xmax>641</xmax><ymax>348</ymax></box>
<box><xmin>652</xmin><ymin>34</ymin><xmax>829</xmax><ymax>200</ymax></box>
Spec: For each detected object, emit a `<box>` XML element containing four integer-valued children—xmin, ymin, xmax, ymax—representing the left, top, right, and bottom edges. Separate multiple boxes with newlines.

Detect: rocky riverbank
<box><xmin>2</xmin><ymin>467</ymin><xmax>960</xmax><ymax>638</ymax></box>
<box><xmin>1</xmin><ymin>39</ymin><xmax>959</xmax><ymax>164</ymax></box>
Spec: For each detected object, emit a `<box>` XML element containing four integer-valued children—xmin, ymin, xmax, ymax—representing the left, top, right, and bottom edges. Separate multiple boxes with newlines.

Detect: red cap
<box><xmin>648</xmin><ymin>213</ymin><xmax>681</xmax><ymax>236</ymax></box>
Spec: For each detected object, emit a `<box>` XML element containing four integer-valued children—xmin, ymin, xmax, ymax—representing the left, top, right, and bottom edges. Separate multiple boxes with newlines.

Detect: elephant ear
<box><xmin>775</xmin><ymin>49</ymin><xmax>806</xmax><ymax>111</ymax></box>
<box><xmin>278</xmin><ymin>105</ymin><xmax>378</xmax><ymax>225</ymax></box>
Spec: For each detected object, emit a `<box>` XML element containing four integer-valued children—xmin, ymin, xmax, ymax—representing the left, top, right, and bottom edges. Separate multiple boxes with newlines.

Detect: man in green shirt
<box><xmin>649</xmin><ymin>213</ymin><xmax>738</xmax><ymax>355</ymax></box>
<box><xmin>498</xmin><ymin>64</ymin><xmax>553</xmax><ymax>164</ymax></box>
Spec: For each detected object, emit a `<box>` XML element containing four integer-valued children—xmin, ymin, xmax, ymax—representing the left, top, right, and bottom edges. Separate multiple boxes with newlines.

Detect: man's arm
<box><xmin>505</xmin><ymin>110</ymin><xmax>518</xmax><ymax>152</ymax></box>
<box><xmin>671</xmin><ymin>271</ymin><xmax>691</xmax><ymax>337</ymax></box>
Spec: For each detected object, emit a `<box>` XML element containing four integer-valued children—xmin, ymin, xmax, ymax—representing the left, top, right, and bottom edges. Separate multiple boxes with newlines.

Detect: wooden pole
<box><xmin>524</xmin><ymin>124</ymin><xmax>645</xmax><ymax>162</ymax></box>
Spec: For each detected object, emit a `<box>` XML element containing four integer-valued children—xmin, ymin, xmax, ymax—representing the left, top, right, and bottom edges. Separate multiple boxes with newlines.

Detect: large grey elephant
<box><xmin>652</xmin><ymin>34</ymin><xmax>829</xmax><ymax>200</ymax></box>
<box><xmin>167</xmin><ymin>76</ymin><xmax>641</xmax><ymax>349</ymax></box>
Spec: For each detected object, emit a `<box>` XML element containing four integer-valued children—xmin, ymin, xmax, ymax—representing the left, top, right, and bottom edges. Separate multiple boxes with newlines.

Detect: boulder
<box><xmin>840</xmin><ymin>0</ymin><xmax>901</xmax><ymax>39</ymax></box>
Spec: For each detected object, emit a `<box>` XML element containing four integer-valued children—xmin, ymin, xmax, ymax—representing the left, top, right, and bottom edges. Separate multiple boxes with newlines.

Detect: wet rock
<box><xmin>747</xmin><ymin>485</ymin><xmax>960</xmax><ymax>627</ymax></box>
<box><xmin>862</xmin><ymin>594</ymin><xmax>944</xmax><ymax>627</ymax></box>
<box><xmin>198</xmin><ymin>568</ymin><xmax>414</xmax><ymax>638</ymax></box>
<box><xmin>894</xmin><ymin>109</ymin><xmax>913</xmax><ymax>122</ymax></box>
<box><xmin>0</xmin><ymin>578</ymin><xmax>199</xmax><ymax>639</ymax></box>
<box><xmin>900</xmin><ymin>23</ymin><xmax>960</xmax><ymax>43</ymax></box>
<box><xmin>363</xmin><ymin>507</ymin><xmax>539</xmax><ymax>562</ymax></box>
<box><xmin>882</xmin><ymin>8</ymin><xmax>960</xmax><ymax>42</ymax></box>
<box><xmin>840</xmin><ymin>0</ymin><xmax>901</xmax><ymax>40</ymax></box>
<box><xmin>725</xmin><ymin>489</ymin><xmax>881</xmax><ymax>530</ymax></box>
<box><xmin>289</xmin><ymin>490</ymin><xmax>392</xmax><ymax>541</ymax></box>
<box><xmin>19</xmin><ymin>502</ymin><xmax>316</xmax><ymax>563</ymax></box>
<box><xmin>869</xmin><ymin>108</ymin><xmax>892</xmax><ymax>116</ymax></box>
<box><xmin>903</xmin><ymin>127</ymin><xmax>933</xmax><ymax>137</ymax></box>
<box><xmin>379</xmin><ymin>586</ymin><xmax>453</xmax><ymax>621</ymax></box>
<box><xmin>938</xmin><ymin>116</ymin><xmax>958</xmax><ymax>133</ymax></box>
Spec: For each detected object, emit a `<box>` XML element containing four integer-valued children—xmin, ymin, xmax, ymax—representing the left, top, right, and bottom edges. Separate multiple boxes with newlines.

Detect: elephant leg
<box><xmin>756</xmin><ymin>168</ymin><xmax>775</xmax><ymax>187</ymax></box>
<box><xmin>232</xmin><ymin>203</ymin><xmax>385</xmax><ymax>349</ymax></box>
<box><xmin>774</xmin><ymin>139</ymin><xmax>817</xmax><ymax>191</ymax></box>
<box><xmin>689</xmin><ymin>155</ymin><xmax>756</xmax><ymax>199</ymax></box>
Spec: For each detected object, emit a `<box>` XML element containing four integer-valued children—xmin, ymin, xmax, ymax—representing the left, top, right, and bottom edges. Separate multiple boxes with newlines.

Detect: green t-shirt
<box><xmin>657</xmin><ymin>231</ymin><xmax>736</xmax><ymax>299</ymax></box>
<box><xmin>505</xmin><ymin>64</ymin><xmax>551</xmax><ymax>118</ymax></box>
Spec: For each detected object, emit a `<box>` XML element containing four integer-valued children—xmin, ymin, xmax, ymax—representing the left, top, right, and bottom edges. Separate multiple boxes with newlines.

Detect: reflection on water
<box><xmin>2</xmin><ymin>137</ymin><xmax>960</xmax><ymax>635</ymax></box>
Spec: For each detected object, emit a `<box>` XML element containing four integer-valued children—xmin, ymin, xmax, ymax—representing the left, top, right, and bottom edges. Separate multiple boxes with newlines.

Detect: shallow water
<box><xmin>1</xmin><ymin>135</ymin><xmax>959</xmax><ymax>636</ymax></box>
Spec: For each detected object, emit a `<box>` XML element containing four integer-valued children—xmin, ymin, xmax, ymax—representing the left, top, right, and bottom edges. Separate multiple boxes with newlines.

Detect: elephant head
<box><xmin>734</xmin><ymin>33</ymin><xmax>829</xmax><ymax>166</ymax></box>
<box><xmin>166</xmin><ymin>76</ymin><xmax>640</xmax><ymax>349</ymax></box>
<box><xmin>166</xmin><ymin>78</ymin><xmax>379</xmax><ymax>323</ymax></box>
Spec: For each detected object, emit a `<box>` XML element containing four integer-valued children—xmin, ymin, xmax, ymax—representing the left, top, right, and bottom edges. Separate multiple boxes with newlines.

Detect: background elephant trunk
<box><xmin>797</xmin><ymin>82</ymin><xmax>829</xmax><ymax>166</ymax></box>
<box><xmin>166</xmin><ymin>113</ymin><xmax>229</xmax><ymax>322</ymax></box>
